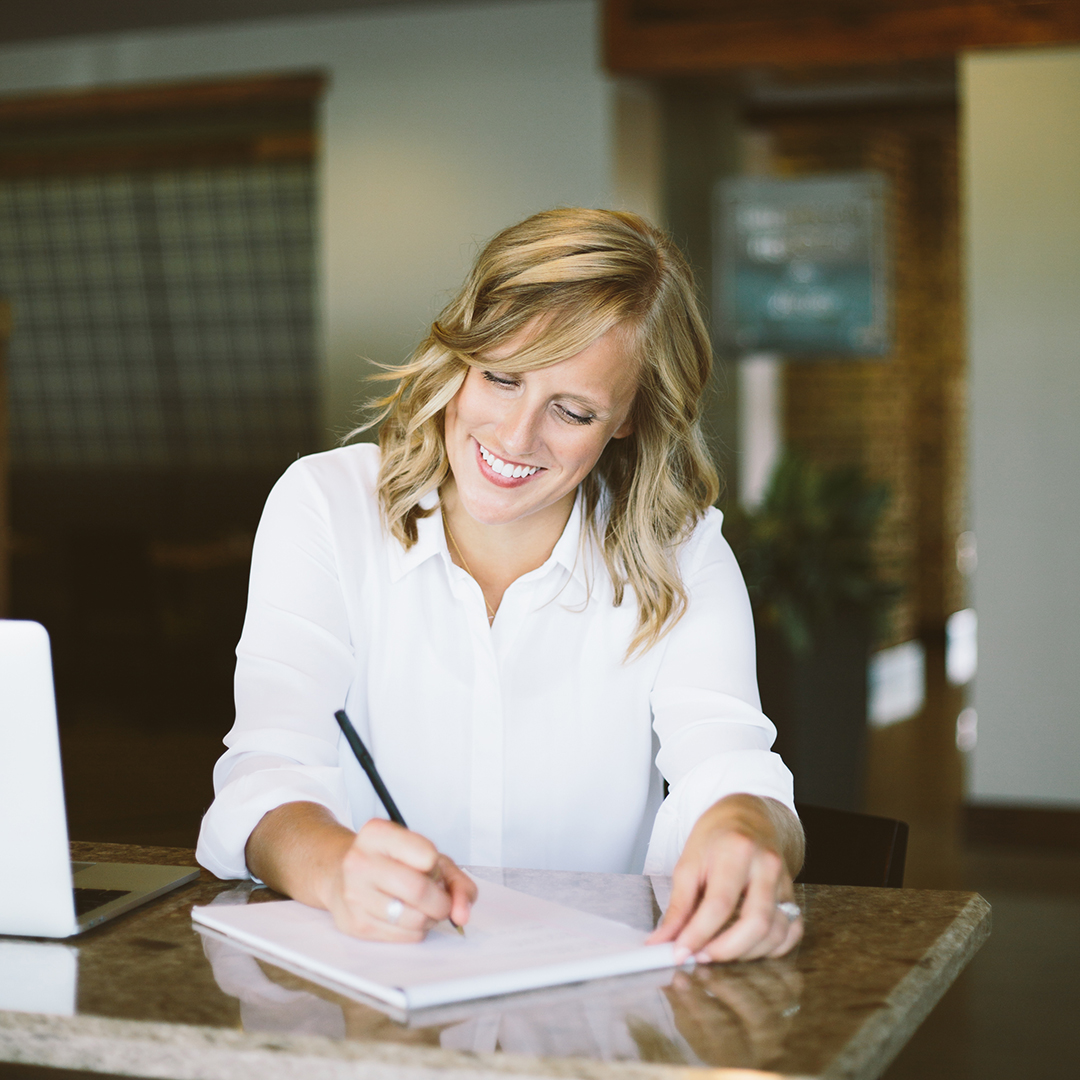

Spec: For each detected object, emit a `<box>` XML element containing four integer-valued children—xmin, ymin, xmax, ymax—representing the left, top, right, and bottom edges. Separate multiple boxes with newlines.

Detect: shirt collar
<box><xmin>385</xmin><ymin>487</ymin><xmax>446</xmax><ymax>584</ymax></box>
<box><xmin>386</xmin><ymin>487</ymin><xmax>593</xmax><ymax>588</ymax></box>
<box><xmin>544</xmin><ymin>489</ymin><xmax>590</xmax><ymax>588</ymax></box>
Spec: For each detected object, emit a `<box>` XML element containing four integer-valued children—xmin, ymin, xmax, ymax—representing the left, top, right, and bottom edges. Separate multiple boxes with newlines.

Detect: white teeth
<box><xmin>478</xmin><ymin>443</ymin><xmax>539</xmax><ymax>478</ymax></box>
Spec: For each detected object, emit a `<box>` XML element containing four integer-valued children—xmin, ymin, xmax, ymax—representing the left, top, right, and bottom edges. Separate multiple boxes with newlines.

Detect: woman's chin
<box><xmin>452</xmin><ymin>485</ymin><xmax>568</xmax><ymax>531</ymax></box>
<box><xmin>454</xmin><ymin>498</ymin><xmax>535</xmax><ymax>529</ymax></box>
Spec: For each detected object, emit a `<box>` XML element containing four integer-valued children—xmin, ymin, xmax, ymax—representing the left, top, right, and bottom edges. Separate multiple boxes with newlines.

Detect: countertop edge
<box><xmin>821</xmin><ymin>891</ymin><xmax>993</xmax><ymax>1080</ymax></box>
<box><xmin>0</xmin><ymin>1011</ymin><xmax>811</xmax><ymax>1080</ymax></box>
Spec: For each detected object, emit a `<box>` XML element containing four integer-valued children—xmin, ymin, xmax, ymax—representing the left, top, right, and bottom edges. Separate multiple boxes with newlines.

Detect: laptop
<box><xmin>0</xmin><ymin>619</ymin><xmax>199</xmax><ymax>937</ymax></box>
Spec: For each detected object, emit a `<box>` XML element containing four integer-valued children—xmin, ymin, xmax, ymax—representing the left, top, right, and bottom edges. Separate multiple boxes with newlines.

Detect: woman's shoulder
<box><xmin>265</xmin><ymin>442</ymin><xmax>382</xmax><ymax>525</ymax></box>
<box><xmin>276</xmin><ymin>442</ymin><xmax>380</xmax><ymax>494</ymax></box>
<box><xmin>678</xmin><ymin>505</ymin><xmax>737</xmax><ymax>574</ymax></box>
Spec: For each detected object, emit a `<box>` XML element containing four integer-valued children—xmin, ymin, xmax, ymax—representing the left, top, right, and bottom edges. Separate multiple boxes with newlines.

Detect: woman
<box><xmin>197</xmin><ymin>208</ymin><xmax>803</xmax><ymax>964</ymax></box>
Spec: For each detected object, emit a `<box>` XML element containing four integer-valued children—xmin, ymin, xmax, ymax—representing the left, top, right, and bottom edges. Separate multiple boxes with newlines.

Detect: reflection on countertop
<box><xmin>197</xmin><ymin>876</ymin><xmax>803</xmax><ymax>1068</ymax></box>
<box><xmin>0</xmin><ymin>939</ymin><xmax>78</xmax><ymax>1017</ymax></box>
<box><xmin>0</xmin><ymin>842</ymin><xmax>990</xmax><ymax>1080</ymax></box>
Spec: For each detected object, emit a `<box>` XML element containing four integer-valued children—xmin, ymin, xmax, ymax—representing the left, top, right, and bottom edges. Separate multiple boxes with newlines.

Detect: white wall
<box><xmin>963</xmin><ymin>46</ymin><xmax>1080</xmax><ymax>806</ymax></box>
<box><xmin>0</xmin><ymin>1</ymin><xmax>612</xmax><ymax>441</ymax></box>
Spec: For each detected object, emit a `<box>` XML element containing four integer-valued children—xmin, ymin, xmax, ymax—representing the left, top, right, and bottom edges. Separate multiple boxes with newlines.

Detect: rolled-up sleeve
<box><xmin>195</xmin><ymin>462</ymin><xmax>359</xmax><ymax>880</ymax></box>
<box><xmin>644</xmin><ymin>511</ymin><xmax>795</xmax><ymax>875</ymax></box>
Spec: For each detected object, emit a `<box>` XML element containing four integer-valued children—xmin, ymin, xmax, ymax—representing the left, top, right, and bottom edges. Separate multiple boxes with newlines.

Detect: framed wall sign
<box><xmin>714</xmin><ymin>172</ymin><xmax>891</xmax><ymax>357</ymax></box>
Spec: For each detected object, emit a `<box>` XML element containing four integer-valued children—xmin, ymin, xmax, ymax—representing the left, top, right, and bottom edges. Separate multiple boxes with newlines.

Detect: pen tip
<box><xmin>453</xmin><ymin>922</ymin><xmax>466</xmax><ymax>937</ymax></box>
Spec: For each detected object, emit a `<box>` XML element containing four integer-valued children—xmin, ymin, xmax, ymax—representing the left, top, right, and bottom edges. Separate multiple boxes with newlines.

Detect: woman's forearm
<box><xmin>244</xmin><ymin>801</ymin><xmax>355</xmax><ymax>909</ymax></box>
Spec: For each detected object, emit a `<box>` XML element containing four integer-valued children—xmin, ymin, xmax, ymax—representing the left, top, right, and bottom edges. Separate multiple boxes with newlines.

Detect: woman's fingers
<box><xmin>353</xmin><ymin>820</ymin><xmax>459</xmax><ymax>918</ymax></box>
<box><xmin>648</xmin><ymin>796</ymin><xmax>805</xmax><ymax>964</ymax></box>
<box><xmin>371</xmin><ymin>887</ymin><xmax>439</xmax><ymax>939</ymax></box>
<box><xmin>696</xmin><ymin>854</ymin><xmax>803</xmax><ymax>963</ymax></box>
<box><xmin>646</xmin><ymin>862</ymin><xmax>704</xmax><ymax>945</ymax></box>
<box><xmin>326</xmin><ymin>886</ymin><xmax>432</xmax><ymax>942</ymax></box>
<box><xmin>327</xmin><ymin>820</ymin><xmax>475</xmax><ymax>940</ymax></box>
<box><xmin>330</xmin><ymin>850</ymin><xmax>443</xmax><ymax>940</ymax></box>
<box><xmin>698</xmin><ymin>850</ymin><xmax>786</xmax><ymax>962</ymax></box>
<box><xmin>665</xmin><ymin>833</ymin><xmax>759</xmax><ymax>955</ymax></box>
<box><xmin>766</xmin><ymin>901</ymin><xmax>804</xmax><ymax>959</ymax></box>
<box><xmin>436</xmin><ymin>854</ymin><xmax>478</xmax><ymax>928</ymax></box>
<box><xmin>356</xmin><ymin>817</ymin><xmax>439</xmax><ymax>873</ymax></box>
<box><xmin>371</xmin><ymin>852</ymin><xmax>457</xmax><ymax>919</ymax></box>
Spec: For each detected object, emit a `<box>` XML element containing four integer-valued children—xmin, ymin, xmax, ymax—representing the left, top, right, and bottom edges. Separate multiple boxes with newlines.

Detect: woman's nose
<box><xmin>496</xmin><ymin>397</ymin><xmax>542</xmax><ymax>457</ymax></box>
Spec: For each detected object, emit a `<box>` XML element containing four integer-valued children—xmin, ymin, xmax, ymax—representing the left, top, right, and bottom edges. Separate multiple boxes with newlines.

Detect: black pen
<box><xmin>335</xmin><ymin>709</ymin><xmax>406</xmax><ymax>825</ymax></box>
<box><xmin>334</xmin><ymin>709</ymin><xmax>465</xmax><ymax>935</ymax></box>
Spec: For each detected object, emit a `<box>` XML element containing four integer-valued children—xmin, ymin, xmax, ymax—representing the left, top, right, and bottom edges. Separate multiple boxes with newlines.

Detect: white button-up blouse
<box><xmin>195</xmin><ymin>444</ymin><xmax>794</xmax><ymax>880</ymax></box>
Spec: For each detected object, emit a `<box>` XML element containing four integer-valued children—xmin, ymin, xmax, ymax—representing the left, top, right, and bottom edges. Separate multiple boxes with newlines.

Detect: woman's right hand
<box><xmin>322</xmin><ymin>818</ymin><xmax>476</xmax><ymax>941</ymax></box>
<box><xmin>245</xmin><ymin>802</ymin><xmax>476</xmax><ymax>941</ymax></box>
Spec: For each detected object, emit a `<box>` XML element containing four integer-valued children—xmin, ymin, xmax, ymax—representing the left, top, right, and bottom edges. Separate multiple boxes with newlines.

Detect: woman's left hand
<box><xmin>646</xmin><ymin>794</ymin><xmax>804</xmax><ymax>963</ymax></box>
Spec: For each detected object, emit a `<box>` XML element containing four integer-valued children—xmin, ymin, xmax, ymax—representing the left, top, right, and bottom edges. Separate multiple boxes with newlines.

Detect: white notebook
<box><xmin>192</xmin><ymin>877</ymin><xmax>678</xmax><ymax>1011</ymax></box>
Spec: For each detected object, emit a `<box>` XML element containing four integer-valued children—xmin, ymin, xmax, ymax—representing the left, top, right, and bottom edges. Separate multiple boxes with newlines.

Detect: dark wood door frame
<box><xmin>605</xmin><ymin>0</ymin><xmax>1080</xmax><ymax>75</ymax></box>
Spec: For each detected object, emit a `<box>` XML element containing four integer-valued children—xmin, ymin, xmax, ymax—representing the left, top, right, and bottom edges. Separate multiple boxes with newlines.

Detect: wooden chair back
<box><xmin>795</xmin><ymin>802</ymin><xmax>909</xmax><ymax>888</ymax></box>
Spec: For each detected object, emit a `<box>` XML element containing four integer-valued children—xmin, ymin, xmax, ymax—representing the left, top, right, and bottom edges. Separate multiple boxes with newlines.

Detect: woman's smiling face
<box><xmin>443</xmin><ymin>325</ymin><xmax>638</xmax><ymax>530</ymax></box>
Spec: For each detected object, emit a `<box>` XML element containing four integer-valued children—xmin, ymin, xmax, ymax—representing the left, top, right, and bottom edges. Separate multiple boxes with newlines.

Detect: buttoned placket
<box><xmin>441</xmin><ymin>553</ymin><xmax>583</xmax><ymax>868</ymax></box>
<box><xmin>441</xmin><ymin>554</ymin><xmax>505</xmax><ymax>867</ymax></box>
<box><xmin>435</xmin><ymin>496</ymin><xmax>586</xmax><ymax>868</ymax></box>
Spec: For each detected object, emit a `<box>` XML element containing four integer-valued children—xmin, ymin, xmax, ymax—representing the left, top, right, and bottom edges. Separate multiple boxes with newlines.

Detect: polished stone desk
<box><xmin>0</xmin><ymin>842</ymin><xmax>990</xmax><ymax>1080</ymax></box>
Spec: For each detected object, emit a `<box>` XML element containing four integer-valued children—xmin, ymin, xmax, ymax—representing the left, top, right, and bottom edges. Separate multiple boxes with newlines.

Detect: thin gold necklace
<box><xmin>445</xmin><ymin>521</ymin><xmax>496</xmax><ymax>623</ymax></box>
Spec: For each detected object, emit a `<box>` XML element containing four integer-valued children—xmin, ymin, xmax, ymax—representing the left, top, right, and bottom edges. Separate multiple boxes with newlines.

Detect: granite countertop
<box><xmin>0</xmin><ymin>842</ymin><xmax>991</xmax><ymax>1080</ymax></box>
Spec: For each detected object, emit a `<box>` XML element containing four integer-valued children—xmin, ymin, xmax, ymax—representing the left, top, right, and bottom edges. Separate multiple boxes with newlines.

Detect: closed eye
<box><xmin>482</xmin><ymin>370</ymin><xmax>518</xmax><ymax>388</ymax></box>
<box><xmin>482</xmin><ymin>370</ymin><xmax>595</xmax><ymax>425</ymax></box>
<box><xmin>556</xmin><ymin>404</ymin><xmax>595</xmax><ymax>426</ymax></box>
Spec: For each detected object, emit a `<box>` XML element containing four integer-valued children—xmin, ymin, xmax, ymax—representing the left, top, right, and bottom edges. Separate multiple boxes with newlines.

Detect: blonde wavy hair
<box><xmin>363</xmin><ymin>208</ymin><xmax>719</xmax><ymax>657</ymax></box>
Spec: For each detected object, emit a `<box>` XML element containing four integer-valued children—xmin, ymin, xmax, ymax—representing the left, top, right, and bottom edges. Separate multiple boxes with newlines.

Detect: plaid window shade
<box><xmin>0</xmin><ymin>162</ymin><xmax>316</xmax><ymax>469</ymax></box>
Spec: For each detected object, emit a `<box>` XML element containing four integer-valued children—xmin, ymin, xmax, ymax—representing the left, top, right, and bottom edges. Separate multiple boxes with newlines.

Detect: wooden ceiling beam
<box><xmin>605</xmin><ymin>0</ymin><xmax>1080</xmax><ymax>74</ymax></box>
<box><xmin>0</xmin><ymin>73</ymin><xmax>324</xmax><ymax>177</ymax></box>
<box><xmin>0</xmin><ymin>72</ymin><xmax>326</xmax><ymax>125</ymax></box>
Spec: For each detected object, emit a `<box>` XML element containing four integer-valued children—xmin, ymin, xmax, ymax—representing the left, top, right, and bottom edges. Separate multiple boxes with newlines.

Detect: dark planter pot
<box><xmin>754</xmin><ymin>612</ymin><xmax>871</xmax><ymax>812</ymax></box>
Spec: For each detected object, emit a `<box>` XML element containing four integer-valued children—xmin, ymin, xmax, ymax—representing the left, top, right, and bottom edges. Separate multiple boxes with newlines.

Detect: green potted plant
<box><xmin>723</xmin><ymin>451</ymin><xmax>898</xmax><ymax>810</ymax></box>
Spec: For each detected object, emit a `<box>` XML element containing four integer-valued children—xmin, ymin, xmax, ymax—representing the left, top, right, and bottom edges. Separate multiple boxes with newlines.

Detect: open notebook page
<box><xmin>192</xmin><ymin>875</ymin><xmax>678</xmax><ymax>1010</ymax></box>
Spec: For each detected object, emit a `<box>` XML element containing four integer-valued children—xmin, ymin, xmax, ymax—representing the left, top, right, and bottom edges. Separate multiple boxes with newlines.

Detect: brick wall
<box><xmin>754</xmin><ymin>106</ymin><xmax>965</xmax><ymax>647</ymax></box>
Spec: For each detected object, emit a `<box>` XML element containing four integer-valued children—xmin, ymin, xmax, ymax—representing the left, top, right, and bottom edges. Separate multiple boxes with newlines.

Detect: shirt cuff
<box><xmin>642</xmin><ymin>750</ymin><xmax>796</xmax><ymax>876</ymax></box>
<box><xmin>195</xmin><ymin>764</ymin><xmax>354</xmax><ymax>880</ymax></box>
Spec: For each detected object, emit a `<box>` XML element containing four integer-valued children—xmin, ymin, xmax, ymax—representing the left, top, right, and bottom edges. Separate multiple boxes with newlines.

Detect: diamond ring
<box><xmin>777</xmin><ymin>901</ymin><xmax>801</xmax><ymax>922</ymax></box>
<box><xmin>386</xmin><ymin>898</ymin><xmax>404</xmax><ymax>925</ymax></box>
